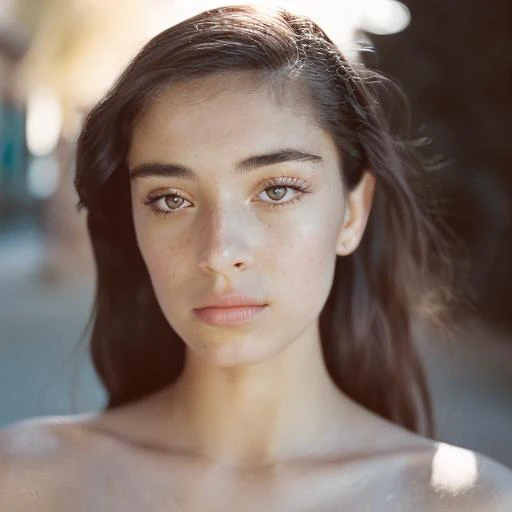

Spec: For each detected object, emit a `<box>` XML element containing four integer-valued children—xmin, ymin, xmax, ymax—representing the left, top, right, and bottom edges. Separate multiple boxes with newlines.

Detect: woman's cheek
<box><xmin>146</xmin><ymin>243</ymin><xmax>184</xmax><ymax>285</ymax></box>
<box><xmin>274</xmin><ymin>225</ymin><xmax>337</xmax><ymax>303</ymax></box>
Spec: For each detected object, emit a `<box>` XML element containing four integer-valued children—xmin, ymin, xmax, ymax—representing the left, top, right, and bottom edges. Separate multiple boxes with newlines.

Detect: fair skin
<box><xmin>1</xmin><ymin>72</ymin><xmax>511</xmax><ymax>511</ymax></box>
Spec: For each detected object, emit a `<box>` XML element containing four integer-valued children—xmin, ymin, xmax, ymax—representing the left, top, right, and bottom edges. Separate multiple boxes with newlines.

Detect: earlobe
<box><xmin>336</xmin><ymin>209</ymin><xmax>354</xmax><ymax>256</ymax></box>
<box><xmin>336</xmin><ymin>170</ymin><xmax>376</xmax><ymax>257</ymax></box>
<box><xmin>336</xmin><ymin>228</ymin><xmax>359</xmax><ymax>256</ymax></box>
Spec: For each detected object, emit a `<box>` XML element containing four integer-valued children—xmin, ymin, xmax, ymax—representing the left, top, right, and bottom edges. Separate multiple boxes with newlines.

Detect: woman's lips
<box><xmin>193</xmin><ymin>305</ymin><xmax>267</xmax><ymax>326</ymax></box>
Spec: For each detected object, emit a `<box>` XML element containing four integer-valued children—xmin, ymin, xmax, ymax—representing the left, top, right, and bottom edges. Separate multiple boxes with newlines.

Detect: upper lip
<box><xmin>195</xmin><ymin>294</ymin><xmax>266</xmax><ymax>309</ymax></box>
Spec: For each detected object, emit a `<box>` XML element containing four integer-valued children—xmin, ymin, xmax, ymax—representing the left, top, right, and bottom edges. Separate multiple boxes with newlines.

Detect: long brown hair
<box><xmin>75</xmin><ymin>5</ymin><xmax>452</xmax><ymax>436</ymax></box>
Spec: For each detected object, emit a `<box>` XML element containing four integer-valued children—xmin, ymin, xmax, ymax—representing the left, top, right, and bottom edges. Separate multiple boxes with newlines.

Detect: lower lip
<box><xmin>193</xmin><ymin>305</ymin><xmax>267</xmax><ymax>326</ymax></box>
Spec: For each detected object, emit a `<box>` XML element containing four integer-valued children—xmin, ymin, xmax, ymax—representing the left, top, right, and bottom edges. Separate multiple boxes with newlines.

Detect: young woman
<box><xmin>1</xmin><ymin>5</ymin><xmax>511</xmax><ymax>511</ymax></box>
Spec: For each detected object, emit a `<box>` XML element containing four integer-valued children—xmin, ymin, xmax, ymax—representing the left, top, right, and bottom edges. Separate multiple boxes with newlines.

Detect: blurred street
<box><xmin>0</xmin><ymin>220</ymin><xmax>105</xmax><ymax>424</ymax></box>
<box><xmin>416</xmin><ymin>318</ymin><xmax>512</xmax><ymax>469</ymax></box>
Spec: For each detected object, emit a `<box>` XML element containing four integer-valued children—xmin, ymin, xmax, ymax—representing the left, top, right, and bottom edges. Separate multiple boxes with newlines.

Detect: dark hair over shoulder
<box><xmin>75</xmin><ymin>5</ymin><xmax>453</xmax><ymax>436</ymax></box>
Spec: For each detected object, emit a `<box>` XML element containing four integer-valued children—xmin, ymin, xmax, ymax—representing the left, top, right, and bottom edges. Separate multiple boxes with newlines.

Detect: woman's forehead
<box><xmin>128</xmin><ymin>73</ymin><xmax>333</xmax><ymax>170</ymax></box>
<box><xmin>148</xmin><ymin>72</ymin><xmax>271</xmax><ymax>106</ymax></box>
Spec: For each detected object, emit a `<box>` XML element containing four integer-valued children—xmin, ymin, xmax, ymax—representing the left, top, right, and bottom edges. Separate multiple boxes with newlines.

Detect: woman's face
<box><xmin>128</xmin><ymin>73</ymin><xmax>369</xmax><ymax>366</ymax></box>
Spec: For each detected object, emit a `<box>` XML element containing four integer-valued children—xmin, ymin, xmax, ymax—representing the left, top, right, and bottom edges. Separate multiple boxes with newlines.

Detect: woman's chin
<box><xmin>188</xmin><ymin>337</ymin><xmax>284</xmax><ymax>368</ymax></box>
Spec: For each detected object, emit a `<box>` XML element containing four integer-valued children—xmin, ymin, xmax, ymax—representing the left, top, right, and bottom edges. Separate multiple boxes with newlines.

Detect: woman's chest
<box><xmin>76</xmin><ymin>451</ymin><xmax>436</xmax><ymax>512</ymax></box>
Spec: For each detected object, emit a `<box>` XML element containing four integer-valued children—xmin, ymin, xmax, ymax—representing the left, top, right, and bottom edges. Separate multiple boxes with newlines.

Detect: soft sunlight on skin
<box><xmin>128</xmin><ymin>72</ymin><xmax>373</xmax><ymax>369</ymax></box>
<box><xmin>430</xmin><ymin>443</ymin><xmax>479</xmax><ymax>495</ymax></box>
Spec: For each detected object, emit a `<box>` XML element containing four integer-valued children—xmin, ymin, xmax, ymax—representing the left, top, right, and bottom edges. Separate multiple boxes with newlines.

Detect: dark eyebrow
<box><xmin>129</xmin><ymin>148</ymin><xmax>323</xmax><ymax>181</ymax></box>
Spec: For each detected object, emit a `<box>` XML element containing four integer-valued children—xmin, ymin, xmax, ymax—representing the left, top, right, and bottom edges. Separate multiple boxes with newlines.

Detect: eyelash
<box><xmin>143</xmin><ymin>177</ymin><xmax>312</xmax><ymax>217</ymax></box>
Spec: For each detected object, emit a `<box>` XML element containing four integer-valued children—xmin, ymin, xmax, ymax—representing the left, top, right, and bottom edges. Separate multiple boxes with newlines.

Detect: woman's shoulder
<box><xmin>398</xmin><ymin>440</ymin><xmax>512</xmax><ymax>511</ymax></box>
<box><xmin>351</xmin><ymin>415</ymin><xmax>512</xmax><ymax>511</ymax></box>
<box><xmin>0</xmin><ymin>412</ymin><xmax>104</xmax><ymax>460</ymax></box>
<box><xmin>0</xmin><ymin>413</ymin><xmax>106</xmax><ymax>510</ymax></box>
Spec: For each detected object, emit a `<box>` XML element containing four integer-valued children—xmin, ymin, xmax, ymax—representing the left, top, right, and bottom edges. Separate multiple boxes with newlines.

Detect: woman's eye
<box><xmin>259</xmin><ymin>185</ymin><xmax>299</xmax><ymax>203</ymax></box>
<box><xmin>257</xmin><ymin>177</ymin><xmax>311</xmax><ymax>207</ymax></box>
<box><xmin>144</xmin><ymin>193</ymin><xmax>192</xmax><ymax>216</ymax></box>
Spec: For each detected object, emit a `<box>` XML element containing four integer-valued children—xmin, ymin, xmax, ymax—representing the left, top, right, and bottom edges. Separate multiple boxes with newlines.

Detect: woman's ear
<box><xmin>336</xmin><ymin>170</ymin><xmax>376</xmax><ymax>256</ymax></box>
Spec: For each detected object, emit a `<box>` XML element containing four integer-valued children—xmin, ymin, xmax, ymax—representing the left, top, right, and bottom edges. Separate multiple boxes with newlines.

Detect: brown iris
<box><xmin>266</xmin><ymin>186</ymin><xmax>287</xmax><ymax>201</ymax></box>
<box><xmin>164</xmin><ymin>195</ymin><xmax>184</xmax><ymax>209</ymax></box>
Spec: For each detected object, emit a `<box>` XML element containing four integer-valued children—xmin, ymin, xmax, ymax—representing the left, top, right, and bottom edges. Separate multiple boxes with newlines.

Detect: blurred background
<box><xmin>0</xmin><ymin>0</ymin><xmax>511</xmax><ymax>468</ymax></box>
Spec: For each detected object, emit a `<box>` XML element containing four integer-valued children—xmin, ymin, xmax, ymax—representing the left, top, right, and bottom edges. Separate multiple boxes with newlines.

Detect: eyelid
<box><xmin>144</xmin><ymin>177</ymin><xmax>306</xmax><ymax>196</ymax></box>
<box><xmin>258</xmin><ymin>176</ymin><xmax>308</xmax><ymax>190</ymax></box>
<box><xmin>145</xmin><ymin>186</ymin><xmax>189</xmax><ymax>200</ymax></box>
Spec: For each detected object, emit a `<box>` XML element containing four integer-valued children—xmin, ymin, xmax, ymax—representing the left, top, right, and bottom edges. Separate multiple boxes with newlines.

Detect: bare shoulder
<box><xmin>0</xmin><ymin>414</ymin><xmax>104</xmax><ymax>511</ymax></box>
<box><xmin>354</xmin><ymin>416</ymin><xmax>512</xmax><ymax>511</ymax></box>
<box><xmin>402</xmin><ymin>440</ymin><xmax>512</xmax><ymax>511</ymax></box>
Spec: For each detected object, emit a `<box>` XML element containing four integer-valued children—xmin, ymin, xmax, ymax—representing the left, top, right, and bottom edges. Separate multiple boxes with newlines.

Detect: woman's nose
<box><xmin>197</xmin><ymin>209</ymin><xmax>253</xmax><ymax>276</ymax></box>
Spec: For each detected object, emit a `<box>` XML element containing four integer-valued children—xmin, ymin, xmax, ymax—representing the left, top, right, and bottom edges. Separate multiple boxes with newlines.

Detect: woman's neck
<box><xmin>160</xmin><ymin>326</ymin><xmax>362</xmax><ymax>470</ymax></box>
